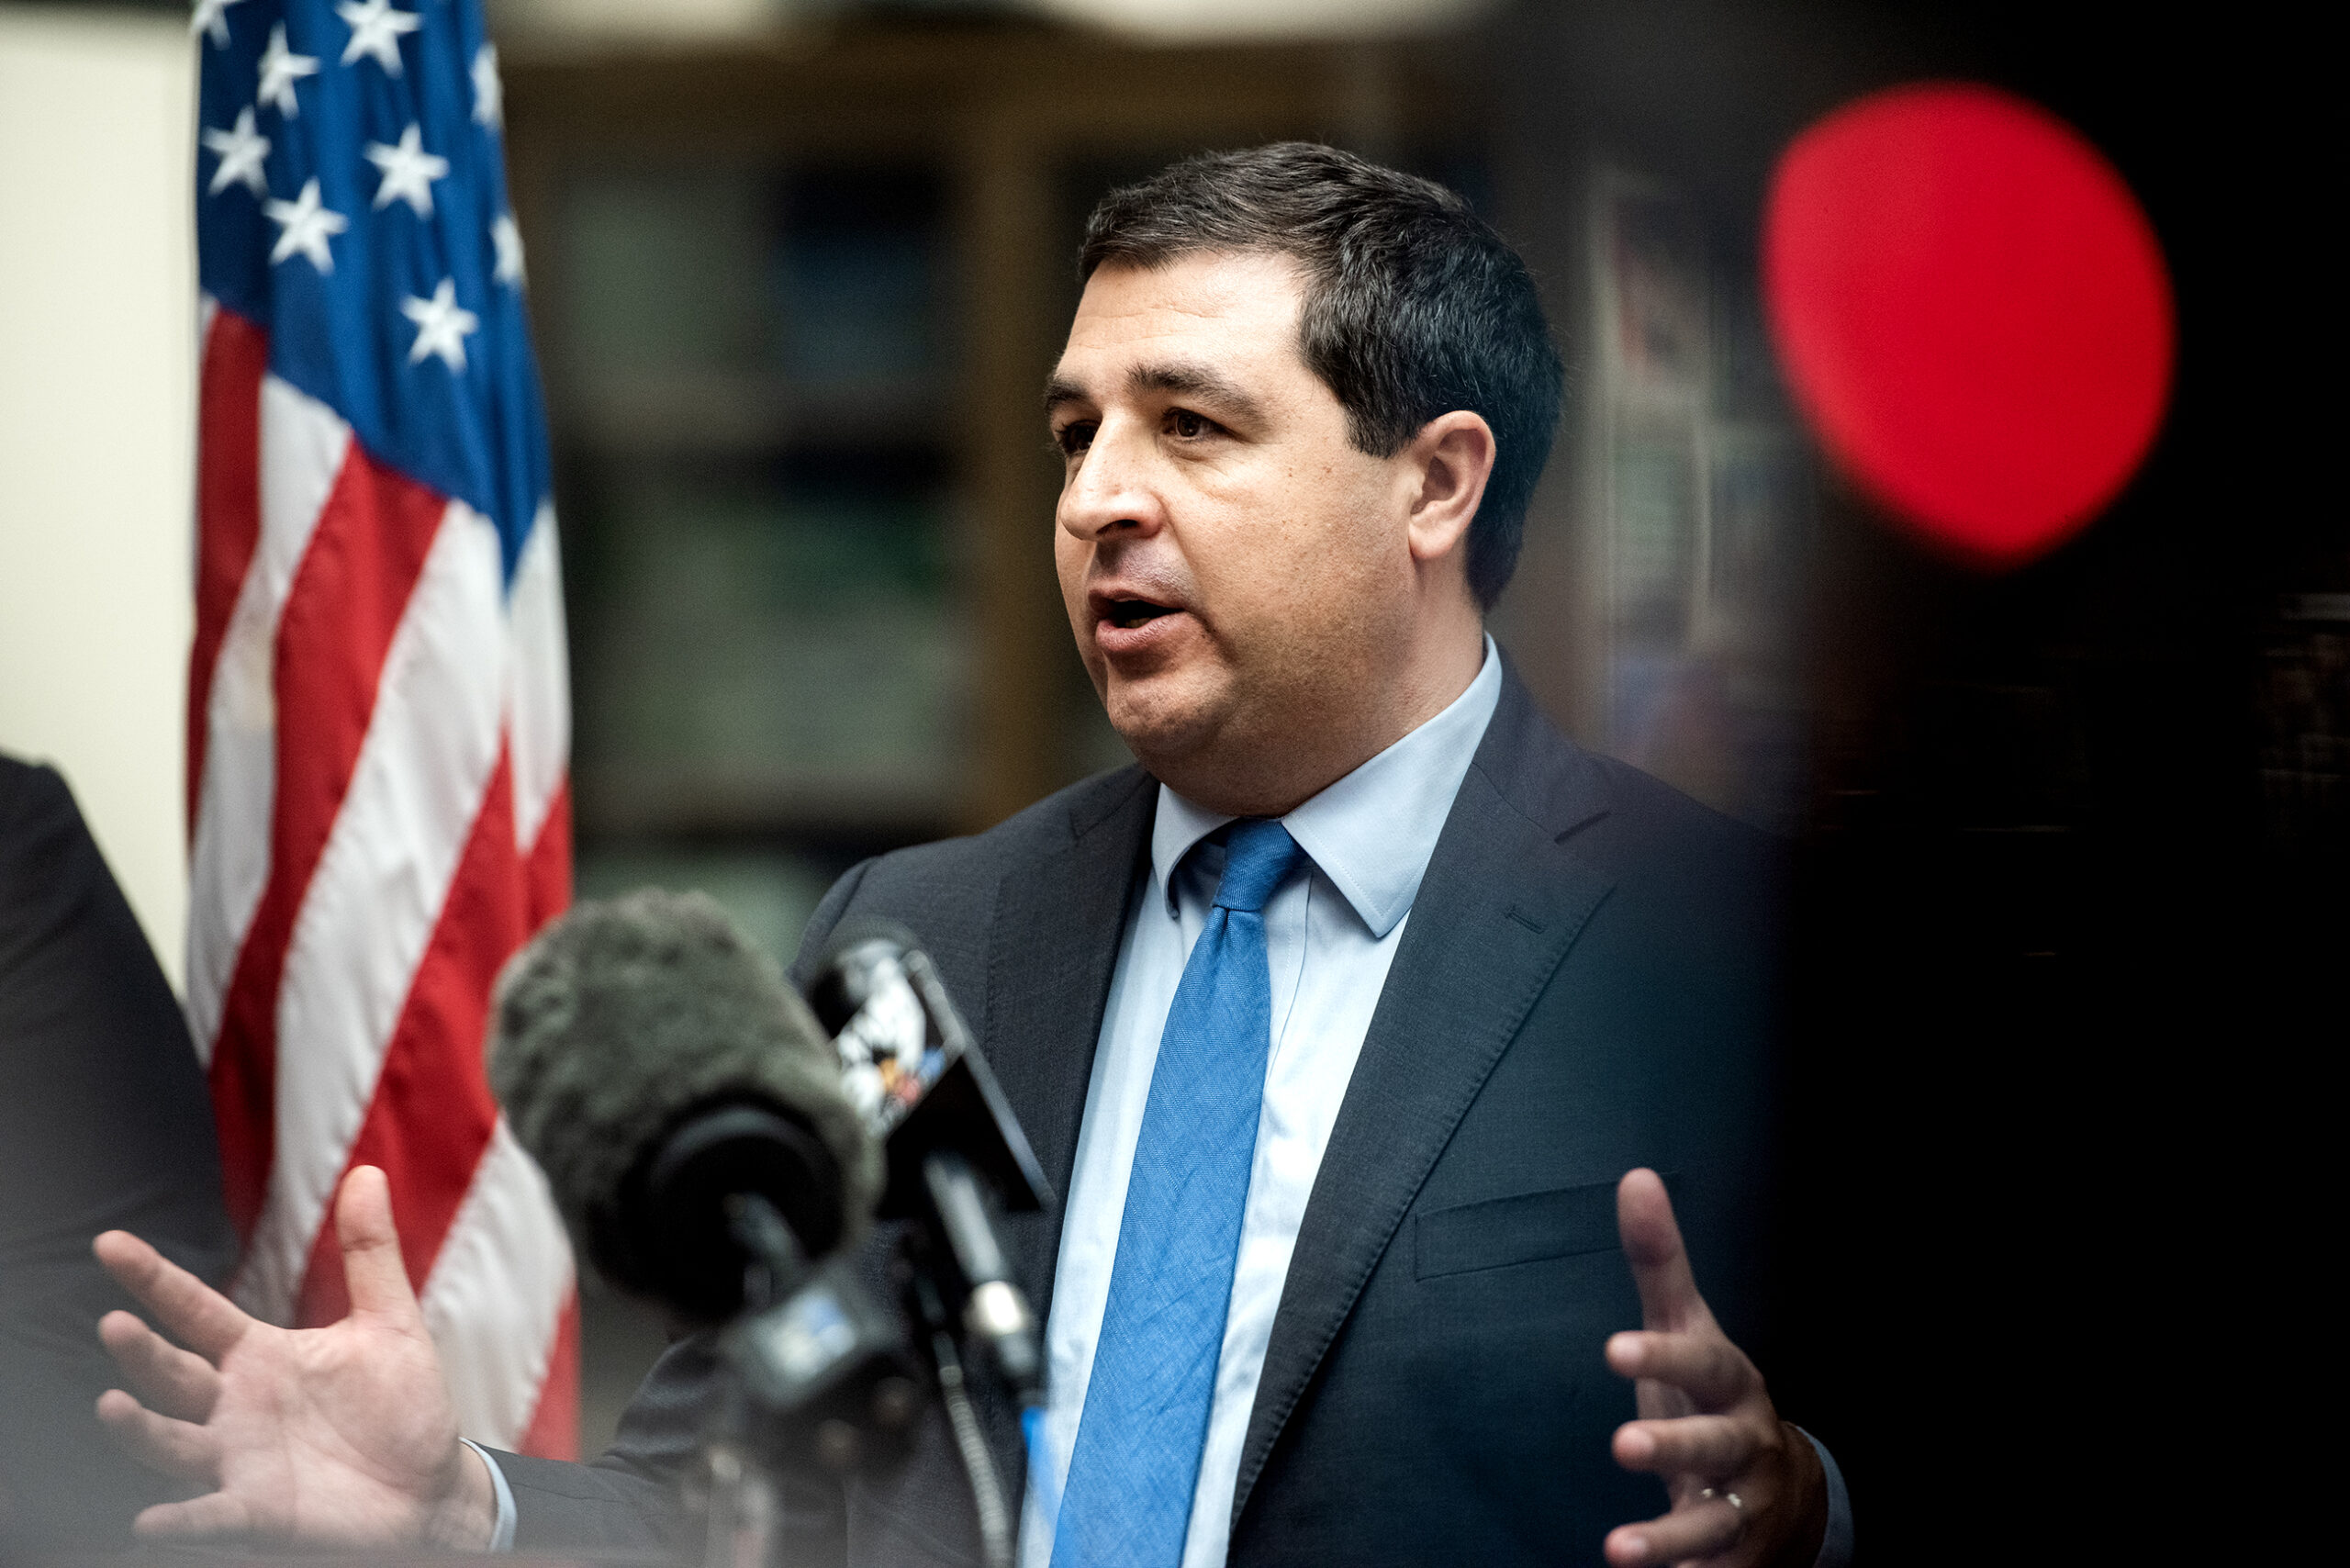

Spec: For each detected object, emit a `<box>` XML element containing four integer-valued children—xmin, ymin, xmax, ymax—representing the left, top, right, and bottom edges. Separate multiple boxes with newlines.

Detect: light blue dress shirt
<box><xmin>1020</xmin><ymin>640</ymin><xmax>1506</xmax><ymax>1568</ymax></box>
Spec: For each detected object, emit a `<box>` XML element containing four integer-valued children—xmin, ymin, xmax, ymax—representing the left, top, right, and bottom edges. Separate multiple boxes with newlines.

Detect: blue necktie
<box><xmin>1049</xmin><ymin>819</ymin><xmax>1304</xmax><ymax>1568</ymax></box>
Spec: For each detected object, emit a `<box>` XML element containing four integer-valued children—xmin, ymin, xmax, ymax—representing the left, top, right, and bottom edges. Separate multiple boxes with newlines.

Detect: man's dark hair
<box><xmin>1080</xmin><ymin>142</ymin><xmax>1563</xmax><ymax>609</ymax></box>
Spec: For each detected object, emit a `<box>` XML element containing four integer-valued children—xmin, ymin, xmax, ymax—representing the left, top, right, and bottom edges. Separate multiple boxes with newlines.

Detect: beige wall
<box><xmin>0</xmin><ymin>6</ymin><xmax>197</xmax><ymax>993</ymax></box>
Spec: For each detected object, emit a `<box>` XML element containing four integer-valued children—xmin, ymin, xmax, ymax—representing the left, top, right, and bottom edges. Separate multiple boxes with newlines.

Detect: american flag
<box><xmin>184</xmin><ymin>0</ymin><xmax>577</xmax><ymax>1455</ymax></box>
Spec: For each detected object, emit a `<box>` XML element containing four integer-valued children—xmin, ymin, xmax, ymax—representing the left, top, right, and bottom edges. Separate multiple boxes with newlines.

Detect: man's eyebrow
<box><xmin>1126</xmin><ymin>362</ymin><xmax>1267</xmax><ymax>425</ymax></box>
<box><xmin>1040</xmin><ymin>363</ymin><xmax>1270</xmax><ymax>425</ymax></box>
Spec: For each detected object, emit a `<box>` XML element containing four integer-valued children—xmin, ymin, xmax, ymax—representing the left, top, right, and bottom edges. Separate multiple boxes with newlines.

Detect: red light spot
<box><xmin>1762</xmin><ymin>83</ymin><xmax>2175</xmax><ymax>567</ymax></box>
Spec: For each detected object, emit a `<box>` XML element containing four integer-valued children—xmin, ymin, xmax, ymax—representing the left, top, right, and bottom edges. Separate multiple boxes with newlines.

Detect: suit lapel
<box><xmin>1230</xmin><ymin>675</ymin><xmax>1617</xmax><ymax>1527</ymax></box>
<box><xmin>980</xmin><ymin>767</ymin><xmax>1157</xmax><ymax>1321</ymax></box>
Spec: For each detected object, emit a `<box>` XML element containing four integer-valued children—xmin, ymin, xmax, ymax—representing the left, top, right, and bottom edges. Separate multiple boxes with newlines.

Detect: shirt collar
<box><xmin>1149</xmin><ymin>635</ymin><xmax>1505</xmax><ymax>938</ymax></box>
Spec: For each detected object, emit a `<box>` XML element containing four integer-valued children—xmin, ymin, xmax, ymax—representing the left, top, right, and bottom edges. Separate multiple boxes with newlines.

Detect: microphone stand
<box><xmin>701</xmin><ymin>1434</ymin><xmax>780</xmax><ymax>1568</ymax></box>
<box><xmin>700</xmin><ymin>1195</ymin><xmax>790</xmax><ymax>1568</ymax></box>
<box><xmin>699</xmin><ymin>1172</ymin><xmax>1037</xmax><ymax>1568</ymax></box>
<box><xmin>895</xmin><ymin>1148</ymin><xmax>1045</xmax><ymax>1568</ymax></box>
<box><xmin>701</xmin><ymin>1193</ymin><xmax>916</xmax><ymax>1568</ymax></box>
<box><xmin>911</xmin><ymin>1267</ymin><xmax>1013</xmax><ymax>1568</ymax></box>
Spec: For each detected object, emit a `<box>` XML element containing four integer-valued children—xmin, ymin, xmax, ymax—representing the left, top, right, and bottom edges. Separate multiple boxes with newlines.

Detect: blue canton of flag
<box><xmin>195</xmin><ymin>0</ymin><xmax>546</xmax><ymax>581</ymax></box>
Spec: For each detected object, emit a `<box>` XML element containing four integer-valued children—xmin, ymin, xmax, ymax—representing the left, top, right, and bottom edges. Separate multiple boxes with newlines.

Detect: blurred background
<box><xmin>2</xmin><ymin>0</ymin><xmax>2336</xmax><ymax>1558</ymax></box>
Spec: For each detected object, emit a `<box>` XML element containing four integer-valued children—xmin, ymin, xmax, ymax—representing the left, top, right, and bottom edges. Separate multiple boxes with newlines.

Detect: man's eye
<box><xmin>1056</xmin><ymin>421</ymin><xmax>1096</xmax><ymax>456</ymax></box>
<box><xmin>1168</xmin><ymin>409</ymin><xmax>1212</xmax><ymax>440</ymax></box>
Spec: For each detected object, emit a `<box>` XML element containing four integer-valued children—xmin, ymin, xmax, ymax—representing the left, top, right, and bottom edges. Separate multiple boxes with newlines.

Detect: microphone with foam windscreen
<box><xmin>490</xmin><ymin>887</ymin><xmax>934</xmax><ymax>1506</ymax></box>
<box><xmin>487</xmin><ymin>889</ymin><xmax>887</xmax><ymax>1325</ymax></box>
<box><xmin>490</xmin><ymin>897</ymin><xmax>1044</xmax><ymax>1567</ymax></box>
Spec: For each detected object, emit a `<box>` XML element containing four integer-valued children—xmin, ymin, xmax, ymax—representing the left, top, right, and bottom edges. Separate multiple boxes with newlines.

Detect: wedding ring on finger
<box><xmin>1698</xmin><ymin>1486</ymin><xmax>1744</xmax><ymax>1512</ymax></box>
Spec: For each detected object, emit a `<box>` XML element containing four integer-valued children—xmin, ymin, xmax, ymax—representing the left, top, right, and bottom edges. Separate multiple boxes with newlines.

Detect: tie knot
<box><xmin>1212</xmin><ymin>819</ymin><xmax>1303</xmax><ymax>913</ymax></box>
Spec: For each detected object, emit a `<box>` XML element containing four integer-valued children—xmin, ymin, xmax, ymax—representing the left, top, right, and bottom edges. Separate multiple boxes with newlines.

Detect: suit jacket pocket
<box><xmin>1413</xmin><ymin>1180</ymin><xmax>1626</xmax><ymax>1280</ymax></box>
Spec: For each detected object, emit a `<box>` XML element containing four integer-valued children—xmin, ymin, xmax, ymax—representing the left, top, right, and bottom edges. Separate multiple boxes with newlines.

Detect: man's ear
<box><xmin>1404</xmin><ymin>411</ymin><xmax>1497</xmax><ymax>569</ymax></box>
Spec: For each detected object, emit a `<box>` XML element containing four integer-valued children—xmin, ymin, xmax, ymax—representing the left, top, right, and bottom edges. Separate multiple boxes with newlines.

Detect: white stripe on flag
<box><xmin>185</xmin><ymin>374</ymin><xmax>352</xmax><ymax>1065</ymax></box>
<box><xmin>422</xmin><ymin>1118</ymin><xmax>575</xmax><ymax>1449</ymax></box>
<box><xmin>507</xmin><ymin>499</ymin><xmax>569</xmax><ymax>851</ymax></box>
<box><xmin>237</xmin><ymin>500</ymin><xmax>508</xmax><ymax>1323</ymax></box>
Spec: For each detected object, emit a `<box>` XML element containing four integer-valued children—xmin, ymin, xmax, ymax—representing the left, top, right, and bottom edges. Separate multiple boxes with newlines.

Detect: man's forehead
<box><xmin>1050</xmin><ymin>252</ymin><xmax>1308</xmax><ymax>398</ymax></box>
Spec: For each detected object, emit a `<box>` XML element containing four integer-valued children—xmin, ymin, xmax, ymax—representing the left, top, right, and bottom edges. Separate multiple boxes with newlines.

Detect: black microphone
<box><xmin>487</xmin><ymin>890</ymin><xmax>885</xmax><ymax>1324</ymax></box>
<box><xmin>807</xmin><ymin>921</ymin><xmax>1050</xmax><ymax>1406</ymax></box>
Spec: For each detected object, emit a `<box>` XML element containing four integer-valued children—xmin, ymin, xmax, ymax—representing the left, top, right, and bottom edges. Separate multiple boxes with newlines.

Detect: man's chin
<box><xmin>1102</xmin><ymin>681</ymin><xmax>1225</xmax><ymax>778</ymax></box>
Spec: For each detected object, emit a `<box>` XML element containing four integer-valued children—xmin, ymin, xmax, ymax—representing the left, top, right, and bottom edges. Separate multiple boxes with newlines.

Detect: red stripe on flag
<box><xmin>523</xmin><ymin>776</ymin><xmax>572</xmax><ymax>939</ymax></box>
<box><xmin>209</xmin><ymin>450</ymin><xmax>450</xmax><ymax>1238</ymax></box>
<box><xmin>293</xmin><ymin>747</ymin><xmax>523</xmax><ymax>1326</ymax></box>
<box><xmin>187</xmin><ymin>308</ymin><xmax>269</xmax><ymax>835</ymax></box>
<box><xmin>517</xmin><ymin>1293</ymin><xmax>581</xmax><ymax>1461</ymax></box>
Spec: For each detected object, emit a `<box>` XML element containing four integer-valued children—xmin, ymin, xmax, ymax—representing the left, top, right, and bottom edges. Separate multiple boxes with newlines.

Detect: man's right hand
<box><xmin>92</xmin><ymin>1165</ymin><xmax>496</xmax><ymax>1549</ymax></box>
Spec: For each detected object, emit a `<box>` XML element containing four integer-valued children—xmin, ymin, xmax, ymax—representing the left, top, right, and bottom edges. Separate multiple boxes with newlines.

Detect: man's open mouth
<box><xmin>1103</xmin><ymin>599</ymin><xmax>1180</xmax><ymax>630</ymax></box>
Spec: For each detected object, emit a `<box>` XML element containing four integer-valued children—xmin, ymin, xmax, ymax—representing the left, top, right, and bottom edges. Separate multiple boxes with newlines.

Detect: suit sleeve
<box><xmin>497</xmin><ymin>1327</ymin><xmax>851</xmax><ymax>1562</ymax></box>
<box><xmin>492</xmin><ymin>1331</ymin><xmax>720</xmax><ymax>1553</ymax></box>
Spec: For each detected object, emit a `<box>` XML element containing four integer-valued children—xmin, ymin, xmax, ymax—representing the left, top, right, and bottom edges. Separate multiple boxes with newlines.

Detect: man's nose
<box><xmin>1058</xmin><ymin>420</ymin><xmax>1166</xmax><ymax>543</ymax></box>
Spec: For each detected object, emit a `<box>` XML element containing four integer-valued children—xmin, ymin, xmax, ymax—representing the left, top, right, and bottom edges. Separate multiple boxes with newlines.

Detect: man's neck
<box><xmin>1147</xmin><ymin>631</ymin><xmax>1490</xmax><ymax>819</ymax></box>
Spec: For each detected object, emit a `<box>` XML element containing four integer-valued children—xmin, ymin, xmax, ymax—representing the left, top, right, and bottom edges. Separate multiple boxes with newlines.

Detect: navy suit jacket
<box><xmin>500</xmin><ymin>666</ymin><xmax>1785</xmax><ymax>1566</ymax></box>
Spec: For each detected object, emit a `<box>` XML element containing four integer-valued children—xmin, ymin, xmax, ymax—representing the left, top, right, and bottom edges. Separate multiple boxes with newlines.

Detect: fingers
<box><xmin>132</xmin><ymin>1491</ymin><xmax>255</xmax><ymax>1540</ymax></box>
<box><xmin>95</xmin><ymin>1390</ymin><xmax>218</xmax><ymax>1484</ymax></box>
<box><xmin>93</xmin><ymin>1230</ymin><xmax>251</xmax><ymax>1362</ymax></box>
<box><xmin>1616</xmin><ymin>1169</ymin><xmax>1705</xmax><ymax>1332</ymax></box>
<box><xmin>1613</xmin><ymin>1414</ymin><xmax>1755</xmax><ymax>1479</ymax></box>
<box><xmin>1604</xmin><ymin>1495</ymin><xmax>1744</xmax><ymax>1568</ymax></box>
<box><xmin>334</xmin><ymin>1166</ymin><xmax>421</xmax><ymax>1324</ymax></box>
<box><xmin>99</xmin><ymin>1310</ymin><xmax>221</xmax><ymax>1421</ymax></box>
<box><xmin>1607</xmin><ymin>1329</ymin><xmax>1755</xmax><ymax>1410</ymax></box>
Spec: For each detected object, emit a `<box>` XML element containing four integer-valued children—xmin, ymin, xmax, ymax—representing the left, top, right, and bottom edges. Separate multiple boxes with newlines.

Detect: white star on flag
<box><xmin>191</xmin><ymin>0</ymin><xmax>245</xmax><ymax>48</ymax></box>
<box><xmin>401</xmin><ymin>278</ymin><xmax>479</xmax><ymax>372</ymax></box>
<box><xmin>364</xmin><ymin>124</ymin><xmax>449</xmax><ymax>217</ymax></box>
<box><xmin>202</xmin><ymin>106</ymin><xmax>272</xmax><ymax>198</ymax></box>
<box><xmin>255</xmin><ymin>22</ymin><xmax>319</xmax><ymax>117</ymax></box>
<box><xmin>472</xmin><ymin>43</ymin><xmax>503</xmax><ymax>132</ymax></box>
<box><xmin>336</xmin><ymin>0</ymin><xmax>420</xmax><ymax>75</ymax></box>
<box><xmin>263</xmin><ymin>177</ymin><xmax>348</xmax><ymax>272</ymax></box>
<box><xmin>491</xmin><ymin>213</ymin><xmax>526</xmax><ymax>287</ymax></box>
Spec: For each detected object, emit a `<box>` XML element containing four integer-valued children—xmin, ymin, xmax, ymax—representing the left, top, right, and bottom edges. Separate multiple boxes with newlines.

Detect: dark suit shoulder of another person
<box><xmin>0</xmin><ymin>756</ymin><xmax>240</xmax><ymax>1546</ymax></box>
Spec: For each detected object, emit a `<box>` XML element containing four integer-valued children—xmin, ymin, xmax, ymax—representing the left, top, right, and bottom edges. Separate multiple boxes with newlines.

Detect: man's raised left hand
<box><xmin>1603</xmin><ymin>1168</ymin><xmax>1827</xmax><ymax>1568</ymax></box>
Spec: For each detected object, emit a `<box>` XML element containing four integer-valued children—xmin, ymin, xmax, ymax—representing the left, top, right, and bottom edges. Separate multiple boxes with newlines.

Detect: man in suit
<box><xmin>91</xmin><ymin>145</ymin><xmax>1846</xmax><ymax>1566</ymax></box>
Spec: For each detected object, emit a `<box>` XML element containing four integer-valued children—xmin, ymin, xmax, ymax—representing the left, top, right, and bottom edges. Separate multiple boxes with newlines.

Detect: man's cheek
<box><xmin>1054</xmin><ymin>554</ymin><xmax>1092</xmax><ymax>635</ymax></box>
